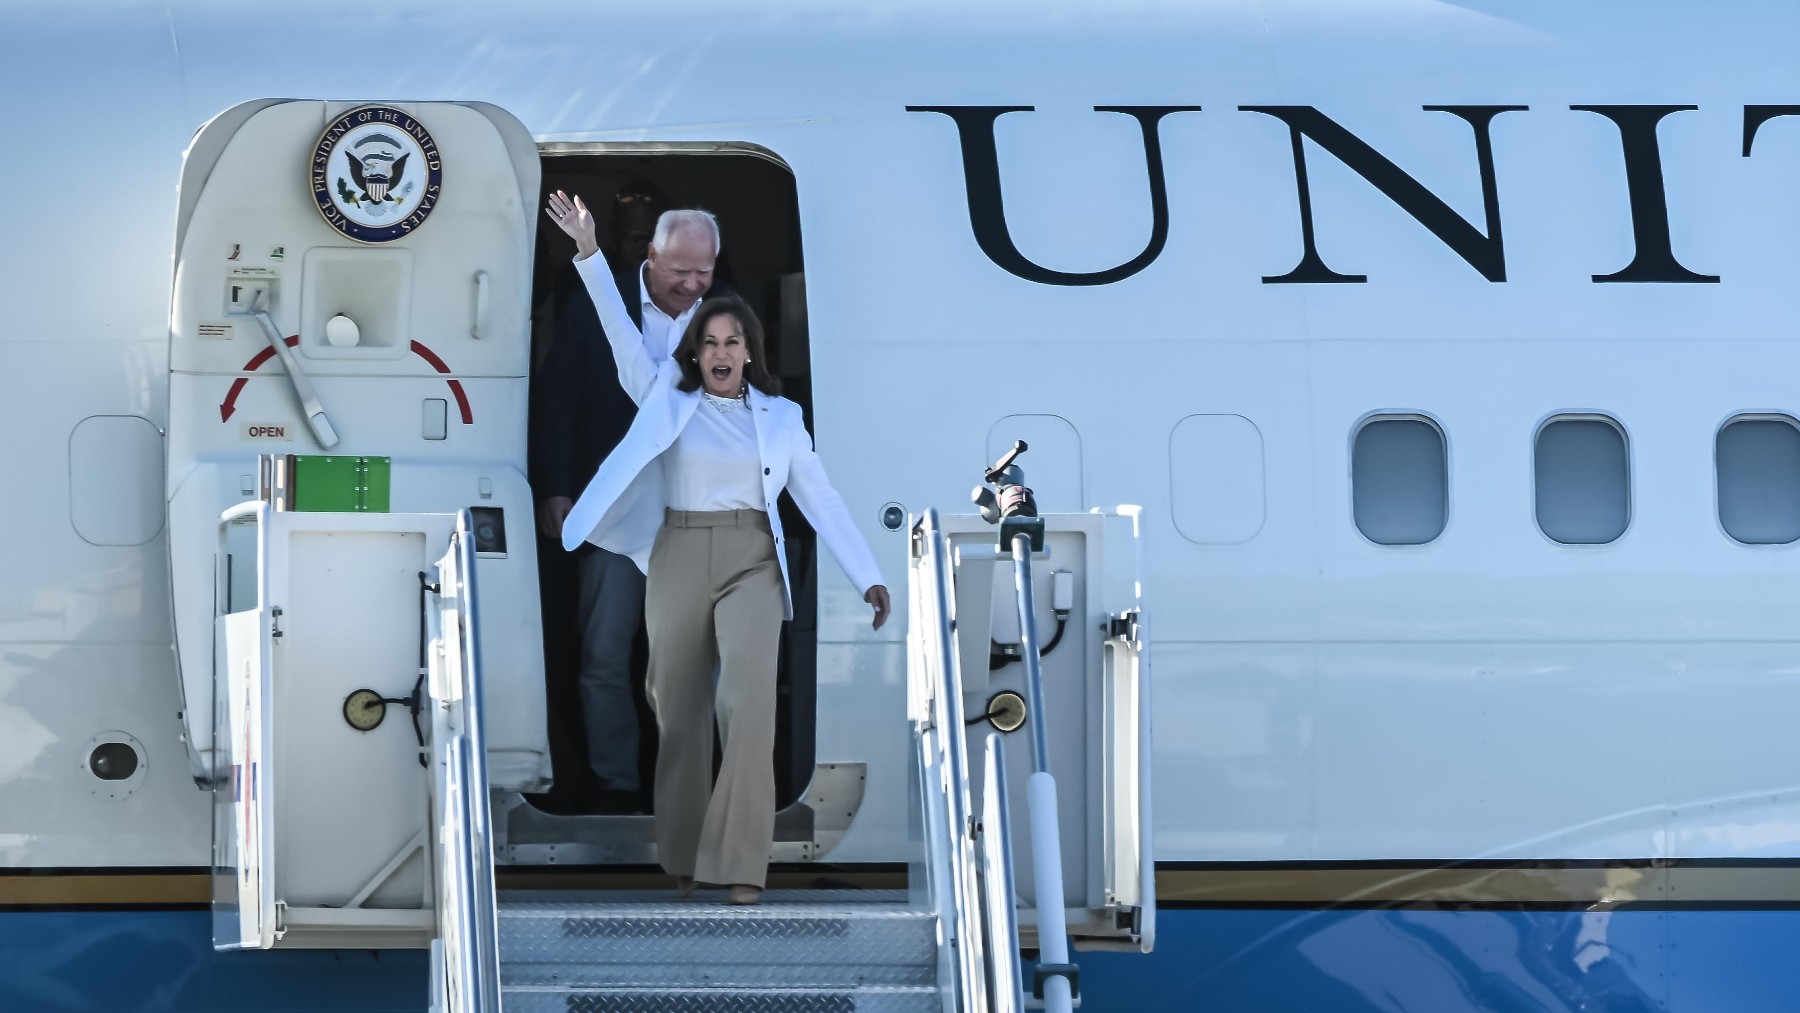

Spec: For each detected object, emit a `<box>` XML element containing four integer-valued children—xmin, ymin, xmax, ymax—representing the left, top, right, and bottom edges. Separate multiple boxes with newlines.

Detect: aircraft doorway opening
<box><xmin>525</xmin><ymin>145</ymin><xmax>816</xmax><ymax>820</ymax></box>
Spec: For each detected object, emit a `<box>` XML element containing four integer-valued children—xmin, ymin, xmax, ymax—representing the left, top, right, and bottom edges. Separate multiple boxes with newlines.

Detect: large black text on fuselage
<box><xmin>908</xmin><ymin>105</ymin><xmax>1800</xmax><ymax>286</ymax></box>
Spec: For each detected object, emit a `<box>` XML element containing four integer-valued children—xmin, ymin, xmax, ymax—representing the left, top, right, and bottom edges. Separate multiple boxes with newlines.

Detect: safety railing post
<box><xmin>1012</xmin><ymin>533</ymin><xmax>1076</xmax><ymax>1013</ymax></box>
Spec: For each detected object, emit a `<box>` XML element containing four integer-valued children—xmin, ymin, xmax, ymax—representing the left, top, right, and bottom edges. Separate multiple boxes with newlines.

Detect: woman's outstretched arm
<box><xmin>544</xmin><ymin>190</ymin><xmax>659</xmax><ymax>404</ymax></box>
<box><xmin>785</xmin><ymin>419</ymin><xmax>891</xmax><ymax>630</ymax></box>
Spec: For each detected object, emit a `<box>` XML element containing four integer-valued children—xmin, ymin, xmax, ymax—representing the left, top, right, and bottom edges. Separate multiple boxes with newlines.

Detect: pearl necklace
<box><xmin>701</xmin><ymin>390</ymin><xmax>743</xmax><ymax>414</ymax></box>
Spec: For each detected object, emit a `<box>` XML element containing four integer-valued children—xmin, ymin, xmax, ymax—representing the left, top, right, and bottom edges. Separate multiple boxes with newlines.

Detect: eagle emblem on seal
<box><xmin>342</xmin><ymin>135</ymin><xmax>411</xmax><ymax>204</ymax></box>
<box><xmin>310</xmin><ymin>105</ymin><xmax>444</xmax><ymax>244</ymax></box>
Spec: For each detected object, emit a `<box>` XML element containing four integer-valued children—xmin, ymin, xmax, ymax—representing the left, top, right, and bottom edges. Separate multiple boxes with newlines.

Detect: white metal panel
<box><xmin>0</xmin><ymin>641</ymin><xmax>207</xmax><ymax>868</ymax></box>
<box><xmin>214</xmin><ymin>606</ymin><xmax>274</xmax><ymax>949</ymax></box>
<box><xmin>68</xmin><ymin>416</ymin><xmax>165</xmax><ymax>546</ymax></box>
<box><xmin>272</xmin><ymin>529</ymin><xmax>430</xmax><ymax>910</ymax></box>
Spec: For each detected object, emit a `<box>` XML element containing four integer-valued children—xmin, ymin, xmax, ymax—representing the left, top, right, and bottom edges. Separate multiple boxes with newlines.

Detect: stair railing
<box><xmin>1009</xmin><ymin>533</ymin><xmax>1076</xmax><ymax>1013</ymax></box>
<box><xmin>426</xmin><ymin>512</ymin><xmax>501</xmax><ymax>1013</ymax></box>
<box><xmin>977</xmin><ymin>733</ymin><xmax>1024</xmax><ymax>1013</ymax></box>
<box><xmin>909</xmin><ymin>509</ymin><xmax>991</xmax><ymax>1012</ymax></box>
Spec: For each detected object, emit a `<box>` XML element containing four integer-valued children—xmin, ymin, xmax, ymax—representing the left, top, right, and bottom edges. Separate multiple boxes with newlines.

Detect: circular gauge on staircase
<box><xmin>343</xmin><ymin>689</ymin><xmax>387</xmax><ymax>732</ymax></box>
<box><xmin>985</xmin><ymin>690</ymin><xmax>1028</xmax><ymax>733</ymax></box>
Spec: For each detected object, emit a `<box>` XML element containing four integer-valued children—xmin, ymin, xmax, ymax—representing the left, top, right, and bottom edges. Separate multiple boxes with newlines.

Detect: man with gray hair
<box><xmin>532</xmin><ymin>198</ymin><xmax>727</xmax><ymax>814</ymax></box>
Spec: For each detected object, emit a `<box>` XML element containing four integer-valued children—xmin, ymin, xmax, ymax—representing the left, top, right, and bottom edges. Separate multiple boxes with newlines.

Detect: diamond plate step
<box><xmin>500</xmin><ymin>984</ymin><xmax>942</xmax><ymax>1013</ymax></box>
<box><xmin>498</xmin><ymin>890</ymin><xmax>939</xmax><ymax>990</ymax></box>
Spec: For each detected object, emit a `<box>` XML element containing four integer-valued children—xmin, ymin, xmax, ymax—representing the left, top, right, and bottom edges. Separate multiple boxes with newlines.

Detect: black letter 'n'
<box><xmin>1240</xmin><ymin>105</ymin><xmax>1525</xmax><ymax>284</ymax></box>
<box><xmin>906</xmin><ymin>105</ymin><xmax>1201</xmax><ymax>286</ymax></box>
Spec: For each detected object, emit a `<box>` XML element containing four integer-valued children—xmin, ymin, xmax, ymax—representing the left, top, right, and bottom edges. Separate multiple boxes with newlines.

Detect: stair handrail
<box><xmin>1010</xmin><ymin>533</ymin><xmax>1076</xmax><ymax>1013</ymax></box>
<box><xmin>978</xmin><ymin>733</ymin><xmax>1025</xmax><ymax>1013</ymax></box>
<box><xmin>908</xmin><ymin>509</ymin><xmax>990</xmax><ymax>1012</ymax></box>
<box><xmin>426</xmin><ymin>511</ymin><xmax>501</xmax><ymax>1013</ymax></box>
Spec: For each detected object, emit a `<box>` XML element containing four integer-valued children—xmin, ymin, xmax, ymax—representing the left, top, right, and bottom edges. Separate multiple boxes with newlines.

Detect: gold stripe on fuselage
<box><xmin>8</xmin><ymin>865</ymin><xmax>1799</xmax><ymax>908</ymax></box>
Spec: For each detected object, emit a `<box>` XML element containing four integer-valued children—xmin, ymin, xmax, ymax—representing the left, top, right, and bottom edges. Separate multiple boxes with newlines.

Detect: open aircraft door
<box><xmin>165</xmin><ymin>100</ymin><xmax>549</xmax><ymax>948</ymax></box>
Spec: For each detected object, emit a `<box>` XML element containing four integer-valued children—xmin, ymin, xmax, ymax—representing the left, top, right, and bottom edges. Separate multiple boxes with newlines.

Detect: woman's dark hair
<box><xmin>673</xmin><ymin>295</ymin><xmax>781</xmax><ymax>397</ymax></box>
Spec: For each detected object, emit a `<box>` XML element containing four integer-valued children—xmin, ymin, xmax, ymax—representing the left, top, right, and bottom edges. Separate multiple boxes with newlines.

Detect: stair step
<box><xmin>497</xmin><ymin>890</ymin><xmax>938</xmax><ymax>990</ymax></box>
<box><xmin>499</xmin><ymin>984</ymin><xmax>943</xmax><ymax>1013</ymax></box>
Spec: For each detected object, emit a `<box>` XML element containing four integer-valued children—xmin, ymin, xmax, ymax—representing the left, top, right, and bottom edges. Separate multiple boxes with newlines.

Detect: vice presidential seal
<box><xmin>310</xmin><ymin>105</ymin><xmax>443</xmax><ymax>243</ymax></box>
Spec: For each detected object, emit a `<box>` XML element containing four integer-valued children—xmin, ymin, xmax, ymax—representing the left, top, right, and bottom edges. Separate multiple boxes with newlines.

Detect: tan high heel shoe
<box><xmin>676</xmin><ymin>876</ymin><xmax>698</xmax><ymax>898</ymax></box>
<box><xmin>726</xmin><ymin>884</ymin><xmax>762</xmax><ymax>905</ymax></box>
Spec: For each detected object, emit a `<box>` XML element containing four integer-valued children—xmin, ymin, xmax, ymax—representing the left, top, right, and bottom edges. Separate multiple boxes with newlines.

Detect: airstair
<box><xmin>444</xmin><ymin>503</ymin><xmax>1148</xmax><ymax>1012</ymax></box>
<box><xmin>204</xmin><ymin>484</ymin><xmax>1150</xmax><ymax>1012</ymax></box>
<box><xmin>169</xmin><ymin>98</ymin><xmax>1153</xmax><ymax>1013</ymax></box>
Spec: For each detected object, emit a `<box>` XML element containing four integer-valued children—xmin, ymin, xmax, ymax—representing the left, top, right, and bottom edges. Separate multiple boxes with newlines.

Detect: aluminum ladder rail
<box><xmin>1008</xmin><ymin>533</ymin><xmax>1076</xmax><ymax>1013</ymax></box>
<box><xmin>426</xmin><ymin>511</ymin><xmax>501</xmax><ymax>1013</ymax></box>
<box><xmin>910</xmin><ymin>509</ymin><xmax>1026</xmax><ymax>1012</ymax></box>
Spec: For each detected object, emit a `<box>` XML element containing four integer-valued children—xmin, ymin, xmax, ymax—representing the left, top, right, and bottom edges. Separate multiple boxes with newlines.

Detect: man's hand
<box><xmin>864</xmin><ymin>585</ymin><xmax>892</xmax><ymax>631</ymax></box>
<box><xmin>538</xmin><ymin>496</ymin><xmax>574</xmax><ymax>541</ymax></box>
<box><xmin>545</xmin><ymin>190</ymin><xmax>599</xmax><ymax>260</ymax></box>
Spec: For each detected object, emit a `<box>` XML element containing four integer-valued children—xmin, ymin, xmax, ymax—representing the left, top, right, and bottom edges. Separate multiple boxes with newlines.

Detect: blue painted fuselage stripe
<box><xmin>11</xmin><ymin>906</ymin><xmax>1800</xmax><ymax>1011</ymax></box>
<box><xmin>0</xmin><ymin>910</ymin><xmax>426</xmax><ymax>1012</ymax></box>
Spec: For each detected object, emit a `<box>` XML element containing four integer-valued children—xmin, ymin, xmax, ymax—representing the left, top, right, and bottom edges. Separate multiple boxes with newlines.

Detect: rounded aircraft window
<box><xmin>1535</xmin><ymin>416</ymin><xmax>1630</xmax><ymax>545</ymax></box>
<box><xmin>1717</xmin><ymin>416</ymin><xmax>1800</xmax><ymax>544</ymax></box>
<box><xmin>1352</xmin><ymin>416</ymin><xmax>1447</xmax><ymax>546</ymax></box>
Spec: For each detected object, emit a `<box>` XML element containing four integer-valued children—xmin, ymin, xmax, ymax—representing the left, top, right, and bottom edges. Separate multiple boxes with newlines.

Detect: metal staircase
<box><xmin>423</xmin><ymin>508</ymin><xmax>1045</xmax><ymax>1012</ymax></box>
<box><xmin>209</xmin><ymin>495</ymin><xmax>1146</xmax><ymax>1012</ymax></box>
<box><xmin>494</xmin><ymin>889</ymin><xmax>941</xmax><ymax>1011</ymax></box>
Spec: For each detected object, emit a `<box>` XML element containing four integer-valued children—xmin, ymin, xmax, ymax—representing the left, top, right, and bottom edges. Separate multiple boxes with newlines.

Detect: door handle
<box><xmin>247</xmin><ymin>291</ymin><xmax>339</xmax><ymax>449</ymax></box>
<box><xmin>471</xmin><ymin>270</ymin><xmax>490</xmax><ymax>339</ymax></box>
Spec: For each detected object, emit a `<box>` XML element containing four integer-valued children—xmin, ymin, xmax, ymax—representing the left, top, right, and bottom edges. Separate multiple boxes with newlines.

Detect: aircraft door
<box><xmin>165</xmin><ymin>100</ymin><xmax>548</xmax><ymax>793</ymax></box>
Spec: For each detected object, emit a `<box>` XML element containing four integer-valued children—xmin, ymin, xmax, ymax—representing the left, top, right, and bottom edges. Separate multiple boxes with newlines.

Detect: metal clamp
<box><xmin>1033</xmin><ymin>962</ymin><xmax>1081</xmax><ymax>1001</ymax></box>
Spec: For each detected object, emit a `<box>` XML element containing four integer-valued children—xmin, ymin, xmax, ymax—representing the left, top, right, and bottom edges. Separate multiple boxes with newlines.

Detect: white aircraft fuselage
<box><xmin>6</xmin><ymin>2</ymin><xmax>1800</xmax><ymax>1009</ymax></box>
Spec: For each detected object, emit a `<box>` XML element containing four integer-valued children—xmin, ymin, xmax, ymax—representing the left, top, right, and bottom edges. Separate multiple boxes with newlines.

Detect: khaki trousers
<box><xmin>645</xmin><ymin>508</ymin><xmax>785</xmax><ymax>888</ymax></box>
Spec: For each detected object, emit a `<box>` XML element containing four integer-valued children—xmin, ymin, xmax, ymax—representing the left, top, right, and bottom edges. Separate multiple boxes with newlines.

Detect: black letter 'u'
<box><xmin>907</xmin><ymin>105</ymin><xmax>1201</xmax><ymax>286</ymax></box>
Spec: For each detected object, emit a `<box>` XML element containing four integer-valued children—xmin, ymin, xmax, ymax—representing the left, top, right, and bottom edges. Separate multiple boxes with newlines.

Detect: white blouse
<box><xmin>662</xmin><ymin>391</ymin><xmax>764</xmax><ymax>512</ymax></box>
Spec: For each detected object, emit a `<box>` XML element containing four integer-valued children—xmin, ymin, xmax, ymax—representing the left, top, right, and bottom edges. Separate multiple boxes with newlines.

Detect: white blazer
<box><xmin>559</xmin><ymin>254</ymin><xmax>884</xmax><ymax>621</ymax></box>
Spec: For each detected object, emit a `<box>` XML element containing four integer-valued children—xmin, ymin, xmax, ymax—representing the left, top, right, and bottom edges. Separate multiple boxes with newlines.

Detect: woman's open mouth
<box><xmin>710</xmin><ymin>365</ymin><xmax>733</xmax><ymax>382</ymax></box>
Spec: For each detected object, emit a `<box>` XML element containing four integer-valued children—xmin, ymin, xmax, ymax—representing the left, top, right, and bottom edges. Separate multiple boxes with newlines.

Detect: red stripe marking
<box><xmin>447</xmin><ymin>380</ymin><xmax>474</xmax><ymax>425</ymax></box>
<box><xmin>220</xmin><ymin>336</ymin><xmax>475</xmax><ymax>425</ymax></box>
<box><xmin>239</xmin><ymin>334</ymin><xmax>299</xmax><ymax>372</ymax></box>
<box><xmin>410</xmin><ymin>340</ymin><xmax>451</xmax><ymax>373</ymax></box>
<box><xmin>411</xmin><ymin>340</ymin><xmax>474</xmax><ymax>424</ymax></box>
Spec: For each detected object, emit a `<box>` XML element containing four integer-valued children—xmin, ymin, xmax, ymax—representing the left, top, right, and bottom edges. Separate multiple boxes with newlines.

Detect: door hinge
<box><xmin>1106</xmin><ymin>609</ymin><xmax>1139</xmax><ymax>643</ymax></box>
<box><xmin>270</xmin><ymin>606</ymin><xmax>284</xmax><ymax>639</ymax></box>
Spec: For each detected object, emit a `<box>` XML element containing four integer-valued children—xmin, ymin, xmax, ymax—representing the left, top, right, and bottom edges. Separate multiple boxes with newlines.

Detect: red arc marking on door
<box><xmin>218</xmin><ymin>335</ymin><xmax>474</xmax><ymax>424</ymax></box>
<box><xmin>410</xmin><ymin>341</ymin><xmax>474</xmax><ymax>425</ymax></box>
<box><xmin>219</xmin><ymin>335</ymin><xmax>298</xmax><ymax>422</ymax></box>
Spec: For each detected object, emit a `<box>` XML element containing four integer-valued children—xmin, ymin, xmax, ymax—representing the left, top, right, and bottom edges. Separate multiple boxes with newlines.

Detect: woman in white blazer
<box><xmin>546</xmin><ymin>191</ymin><xmax>890</xmax><ymax>905</ymax></box>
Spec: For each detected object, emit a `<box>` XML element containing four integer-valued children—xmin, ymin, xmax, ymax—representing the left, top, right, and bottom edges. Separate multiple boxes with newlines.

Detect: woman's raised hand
<box><xmin>545</xmin><ymin>190</ymin><xmax>599</xmax><ymax>259</ymax></box>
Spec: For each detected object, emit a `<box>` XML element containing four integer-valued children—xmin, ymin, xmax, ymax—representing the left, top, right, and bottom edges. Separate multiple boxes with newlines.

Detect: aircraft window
<box><xmin>1716</xmin><ymin>416</ymin><xmax>1800</xmax><ymax>545</ymax></box>
<box><xmin>1535</xmin><ymin>416</ymin><xmax>1630</xmax><ymax>545</ymax></box>
<box><xmin>1170</xmin><ymin>414</ymin><xmax>1265</xmax><ymax>544</ymax></box>
<box><xmin>1352</xmin><ymin>416</ymin><xmax>1446</xmax><ymax>545</ymax></box>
